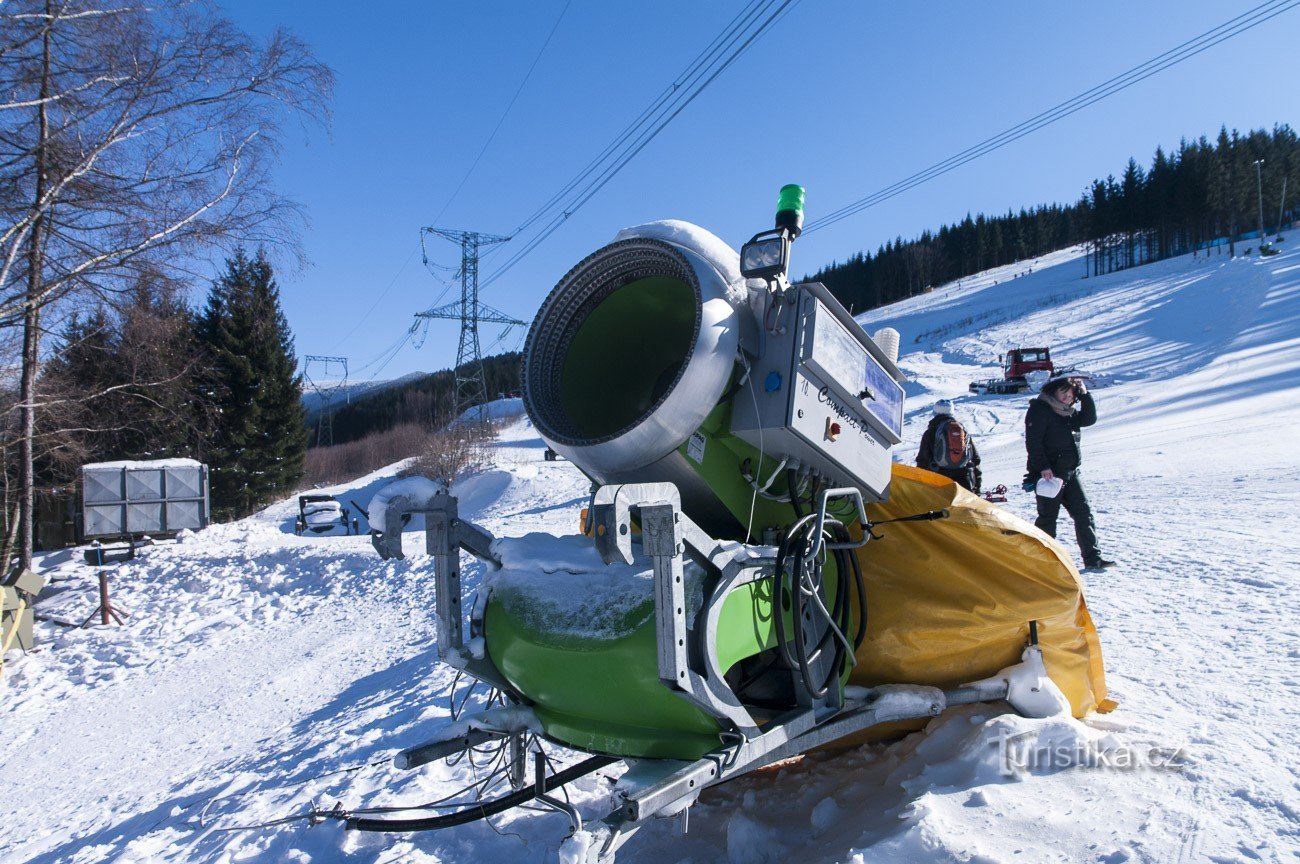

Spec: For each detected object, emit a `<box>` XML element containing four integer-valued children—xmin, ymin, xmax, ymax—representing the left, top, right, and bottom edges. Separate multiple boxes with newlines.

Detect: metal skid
<box><xmin>372</xmin><ymin>484</ymin><xmax>1012</xmax><ymax>859</ymax></box>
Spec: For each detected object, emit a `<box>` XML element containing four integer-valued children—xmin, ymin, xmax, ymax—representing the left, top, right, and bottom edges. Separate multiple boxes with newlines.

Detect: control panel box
<box><xmin>730</xmin><ymin>282</ymin><xmax>905</xmax><ymax>502</ymax></box>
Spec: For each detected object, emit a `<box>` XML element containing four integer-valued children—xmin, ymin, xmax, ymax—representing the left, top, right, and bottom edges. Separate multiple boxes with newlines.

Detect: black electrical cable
<box><xmin>772</xmin><ymin>513</ymin><xmax>862</xmax><ymax>700</ymax></box>
<box><xmin>791</xmin><ymin>528</ymin><xmax>840</xmax><ymax>699</ymax></box>
<box><xmin>817</xmin><ymin>520</ymin><xmax>855</xmax><ymax>693</ymax></box>
<box><xmin>843</xmin><ymin>524</ymin><xmax>868</xmax><ymax>649</ymax></box>
<box><xmin>714</xmin><ymin>357</ymin><xmax>750</xmax><ymax>407</ymax></box>
<box><xmin>803</xmin><ymin>0</ymin><xmax>1299</xmax><ymax>235</ymax></box>
<box><xmin>343</xmin><ymin>755</ymin><xmax>617</xmax><ymax>833</ymax></box>
<box><xmin>787</xmin><ymin>468</ymin><xmax>804</xmax><ymax>519</ymax></box>
<box><xmin>773</xmin><ymin>512</ymin><xmax>818</xmax><ymax>671</ymax></box>
<box><xmin>786</xmin><ymin>523</ymin><xmax>822</xmax><ymax>697</ymax></box>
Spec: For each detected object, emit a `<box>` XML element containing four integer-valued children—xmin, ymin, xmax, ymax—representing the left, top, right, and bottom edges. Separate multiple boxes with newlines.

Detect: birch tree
<box><xmin>0</xmin><ymin>0</ymin><xmax>332</xmax><ymax>569</ymax></box>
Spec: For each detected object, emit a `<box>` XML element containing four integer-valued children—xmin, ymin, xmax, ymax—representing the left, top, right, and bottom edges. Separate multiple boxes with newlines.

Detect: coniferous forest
<box><xmin>320</xmin><ymin>353</ymin><xmax>522</xmax><ymax>447</ymax></box>
<box><xmin>812</xmin><ymin>125</ymin><xmax>1300</xmax><ymax>315</ymax></box>
<box><xmin>35</xmin><ymin>249</ymin><xmax>307</xmax><ymax>523</ymax></box>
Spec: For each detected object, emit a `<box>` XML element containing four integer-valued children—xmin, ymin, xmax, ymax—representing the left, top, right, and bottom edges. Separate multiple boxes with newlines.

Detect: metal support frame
<box><xmin>589</xmin><ymin>482</ymin><xmax>769</xmax><ymax>735</ymax></box>
<box><xmin>369</xmin><ymin>489</ymin><xmax>508</xmax><ymax>692</ymax></box>
<box><xmin>394</xmin><ymin>705</ymin><xmax>539</xmax><ymax>771</ymax></box>
<box><xmin>507</xmin><ymin>733</ymin><xmax>528</xmax><ymax>790</ymax></box>
<box><xmin>378</xmin><ymin>483</ymin><xmax>1023</xmax><ymax>860</ymax></box>
<box><xmin>610</xmin><ymin>679</ymin><xmax>1009</xmax><ymax>828</ymax></box>
<box><xmin>533</xmin><ymin>751</ymin><xmax>584</xmax><ymax>837</ymax></box>
<box><xmin>809</xmin><ymin>486</ymin><xmax>869</xmax><ymax>557</ymax></box>
<box><xmin>394</xmin><ymin>481</ymin><xmax>885</xmax><ymax>761</ymax></box>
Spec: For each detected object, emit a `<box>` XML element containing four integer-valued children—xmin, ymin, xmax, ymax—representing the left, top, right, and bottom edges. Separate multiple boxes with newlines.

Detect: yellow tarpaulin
<box><xmin>849</xmin><ymin>463</ymin><xmax>1112</xmax><ymax>717</ymax></box>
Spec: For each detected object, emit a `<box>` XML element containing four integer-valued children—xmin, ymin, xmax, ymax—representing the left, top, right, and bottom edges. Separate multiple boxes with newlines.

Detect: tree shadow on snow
<box><xmin>497</xmin><ymin>494</ymin><xmax>588</xmax><ymax>520</ymax></box>
<box><xmin>22</xmin><ymin>646</ymin><xmax>449</xmax><ymax>864</ymax></box>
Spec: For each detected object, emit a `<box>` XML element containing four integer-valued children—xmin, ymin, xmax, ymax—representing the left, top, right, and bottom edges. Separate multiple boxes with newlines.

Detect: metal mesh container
<box><xmin>80</xmin><ymin>459</ymin><xmax>209</xmax><ymax>539</ymax></box>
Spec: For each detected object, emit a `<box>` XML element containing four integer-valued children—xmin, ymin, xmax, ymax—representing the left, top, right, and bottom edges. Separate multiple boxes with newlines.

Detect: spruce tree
<box><xmin>115</xmin><ymin>279</ymin><xmax>213</xmax><ymax>460</ymax></box>
<box><xmin>35</xmin><ymin>277</ymin><xmax>214</xmax><ymax>486</ymax></box>
<box><xmin>198</xmin><ymin>249</ymin><xmax>307</xmax><ymax>520</ymax></box>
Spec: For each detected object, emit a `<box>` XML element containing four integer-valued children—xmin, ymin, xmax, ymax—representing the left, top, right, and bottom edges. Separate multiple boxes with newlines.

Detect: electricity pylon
<box><xmin>414</xmin><ymin>228</ymin><xmax>522</xmax><ymax>424</ymax></box>
<box><xmin>303</xmin><ymin>355</ymin><xmax>349</xmax><ymax>447</ymax></box>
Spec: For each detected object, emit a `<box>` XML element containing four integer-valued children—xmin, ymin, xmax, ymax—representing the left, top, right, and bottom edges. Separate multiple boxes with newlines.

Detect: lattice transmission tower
<box><xmin>303</xmin><ymin>355</ymin><xmax>349</xmax><ymax>447</ymax></box>
<box><xmin>414</xmin><ymin>228</ymin><xmax>523</xmax><ymax>423</ymax></box>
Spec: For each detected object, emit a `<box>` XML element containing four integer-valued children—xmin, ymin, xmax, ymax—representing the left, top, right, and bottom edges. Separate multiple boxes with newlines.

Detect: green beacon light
<box><xmin>740</xmin><ymin>184</ymin><xmax>804</xmax><ymax>280</ymax></box>
<box><xmin>775</xmin><ymin>184</ymin><xmax>805</xmax><ymax>237</ymax></box>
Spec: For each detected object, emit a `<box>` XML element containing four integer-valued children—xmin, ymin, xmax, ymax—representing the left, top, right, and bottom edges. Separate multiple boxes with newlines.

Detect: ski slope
<box><xmin>3</xmin><ymin>242</ymin><xmax>1298</xmax><ymax>863</ymax></box>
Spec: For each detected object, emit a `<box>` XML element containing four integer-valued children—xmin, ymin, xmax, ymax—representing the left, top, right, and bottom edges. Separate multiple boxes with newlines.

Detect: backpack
<box><xmin>932</xmin><ymin>418</ymin><xmax>971</xmax><ymax>470</ymax></box>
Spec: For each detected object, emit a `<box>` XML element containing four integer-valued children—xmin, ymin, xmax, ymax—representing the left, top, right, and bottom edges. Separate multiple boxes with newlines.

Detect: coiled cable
<box><xmin>772</xmin><ymin>514</ymin><xmax>867</xmax><ymax>699</ymax></box>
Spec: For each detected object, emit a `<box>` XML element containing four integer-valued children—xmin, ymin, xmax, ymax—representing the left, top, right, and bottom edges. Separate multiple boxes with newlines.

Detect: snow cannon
<box><xmin>522</xmin><ymin>214</ymin><xmax>906</xmax><ymax>540</ymax></box>
<box><xmin>473</xmin><ymin>198</ymin><xmax>909</xmax><ymax>761</ymax></box>
<box><xmin>356</xmin><ymin>190</ymin><xmax>1111</xmax><ymax>856</ymax></box>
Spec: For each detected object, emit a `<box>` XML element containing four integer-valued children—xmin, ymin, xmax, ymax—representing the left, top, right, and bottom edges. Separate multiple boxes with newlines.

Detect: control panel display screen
<box><xmin>806</xmin><ymin>301</ymin><xmax>904</xmax><ymax>438</ymax></box>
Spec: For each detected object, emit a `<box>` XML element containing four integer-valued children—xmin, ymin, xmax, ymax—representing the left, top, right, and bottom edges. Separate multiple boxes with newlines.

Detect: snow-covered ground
<box><xmin>452</xmin><ymin>396</ymin><xmax>527</xmax><ymax>426</ymax></box>
<box><xmin>3</xmin><ymin>241</ymin><xmax>1298</xmax><ymax>863</ymax></box>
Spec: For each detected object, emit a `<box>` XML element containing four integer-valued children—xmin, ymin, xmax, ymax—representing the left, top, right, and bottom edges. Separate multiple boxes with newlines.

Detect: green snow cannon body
<box><xmin>476</xmin><ymin>217</ymin><xmax>907</xmax><ymax>760</ymax></box>
<box><xmin>483</xmin><ymin>534</ymin><xmax>736</xmax><ymax>759</ymax></box>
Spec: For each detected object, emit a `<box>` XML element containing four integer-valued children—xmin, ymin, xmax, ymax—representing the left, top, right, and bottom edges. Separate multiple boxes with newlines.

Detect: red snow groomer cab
<box><xmin>969</xmin><ymin>347</ymin><xmax>1053</xmax><ymax>394</ymax></box>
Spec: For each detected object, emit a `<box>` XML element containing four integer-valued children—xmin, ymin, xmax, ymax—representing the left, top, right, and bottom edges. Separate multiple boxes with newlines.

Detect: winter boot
<box><xmin>1083</xmin><ymin>558</ymin><xmax>1116</xmax><ymax>572</ymax></box>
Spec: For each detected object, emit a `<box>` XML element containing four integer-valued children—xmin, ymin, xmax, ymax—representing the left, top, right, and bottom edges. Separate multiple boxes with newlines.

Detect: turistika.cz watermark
<box><xmin>994</xmin><ymin>729</ymin><xmax>1191</xmax><ymax>777</ymax></box>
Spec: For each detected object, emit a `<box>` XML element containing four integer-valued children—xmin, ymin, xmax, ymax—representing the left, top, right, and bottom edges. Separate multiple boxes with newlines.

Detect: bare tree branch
<box><xmin>0</xmin><ymin>0</ymin><xmax>333</xmax><ymax>568</ymax></box>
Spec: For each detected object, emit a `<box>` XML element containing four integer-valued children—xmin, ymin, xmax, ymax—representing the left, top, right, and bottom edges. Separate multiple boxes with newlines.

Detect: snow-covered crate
<box><xmin>80</xmin><ymin>458</ymin><xmax>210</xmax><ymax>540</ymax></box>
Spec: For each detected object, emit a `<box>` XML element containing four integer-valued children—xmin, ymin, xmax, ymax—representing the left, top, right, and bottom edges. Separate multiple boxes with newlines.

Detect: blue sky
<box><xmin>216</xmin><ymin>1</ymin><xmax>1297</xmax><ymax>384</ymax></box>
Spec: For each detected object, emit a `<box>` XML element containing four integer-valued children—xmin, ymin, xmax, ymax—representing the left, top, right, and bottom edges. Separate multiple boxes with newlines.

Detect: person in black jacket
<box><xmin>916</xmin><ymin>399</ymin><xmax>982</xmax><ymax>492</ymax></box>
<box><xmin>1025</xmin><ymin>376</ymin><xmax>1114</xmax><ymax>570</ymax></box>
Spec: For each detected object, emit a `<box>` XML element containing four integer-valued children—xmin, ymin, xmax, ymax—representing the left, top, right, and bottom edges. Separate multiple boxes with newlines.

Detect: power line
<box><xmin>804</xmin><ymin>0</ymin><xmax>1299</xmax><ymax>235</ymax></box>
<box><xmin>427</xmin><ymin>0</ymin><xmax>574</xmax><ymax>229</ymax></box>
<box><xmin>303</xmin><ymin>355</ymin><xmax>349</xmax><ymax>447</ymax></box>
<box><xmin>331</xmin><ymin>240</ymin><xmax>421</xmax><ymax>352</ymax></box>
<box><xmin>806</xmin><ymin>0</ymin><xmax>1298</xmax><ymax>233</ymax></box>
<box><xmin>350</xmin><ymin>325</ymin><xmax>417</xmax><ymax>380</ymax></box>
<box><xmin>482</xmin><ymin>0</ymin><xmax>799</xmax><ymax>287</ymax></box>
<box><xmin>350</xmin><ymin>1</ymin><xmax>1285</xmax><ymax>385</ymax></box>
<box><xmin>478</xmin><ymin>0</ymin><xmax>801</xmax><ymax>291</ymax></box>
<box><xmin>340</xmin><ymin>3</ymin><xmax>572</xmax><ymax>381</ymax></box>
<box><xmin>359</xmin><ymin>332</ymin><xmax>413</xmax><ymax>383</ymax></box>
<box><xmin>418</xmin><ymin>229</ymin><xmax>461</xmax><ymax>313</ymax></box>
<box><xmin>333</xmin><ymin>2</ymin><xmax>798</xmax><ymax>392</ymax></box>
<box><xmin>481</xmin><ymin>322</ymin><xmax>525</xmax><ymax>357</ymax></box>
<box><xmin>506</xmin><ymin>0</ymin><xmax>775</xmax><ymax>239</ymax></box>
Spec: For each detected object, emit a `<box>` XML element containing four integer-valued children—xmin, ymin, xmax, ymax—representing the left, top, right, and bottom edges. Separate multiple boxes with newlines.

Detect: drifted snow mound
<box><xmin>610</xmin><ymin>697</ymin><xmax>1128</xmax><ymax>864</ymax></box>
<box><xmin>618</xmin><ymin>705</ymin><xmax>1128</xmax><ymax>864</ymax></box>
<box><xmin>452</xmin><ymin>396</ymin><xmax>526</xmax><ymax>426</ymax></box>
